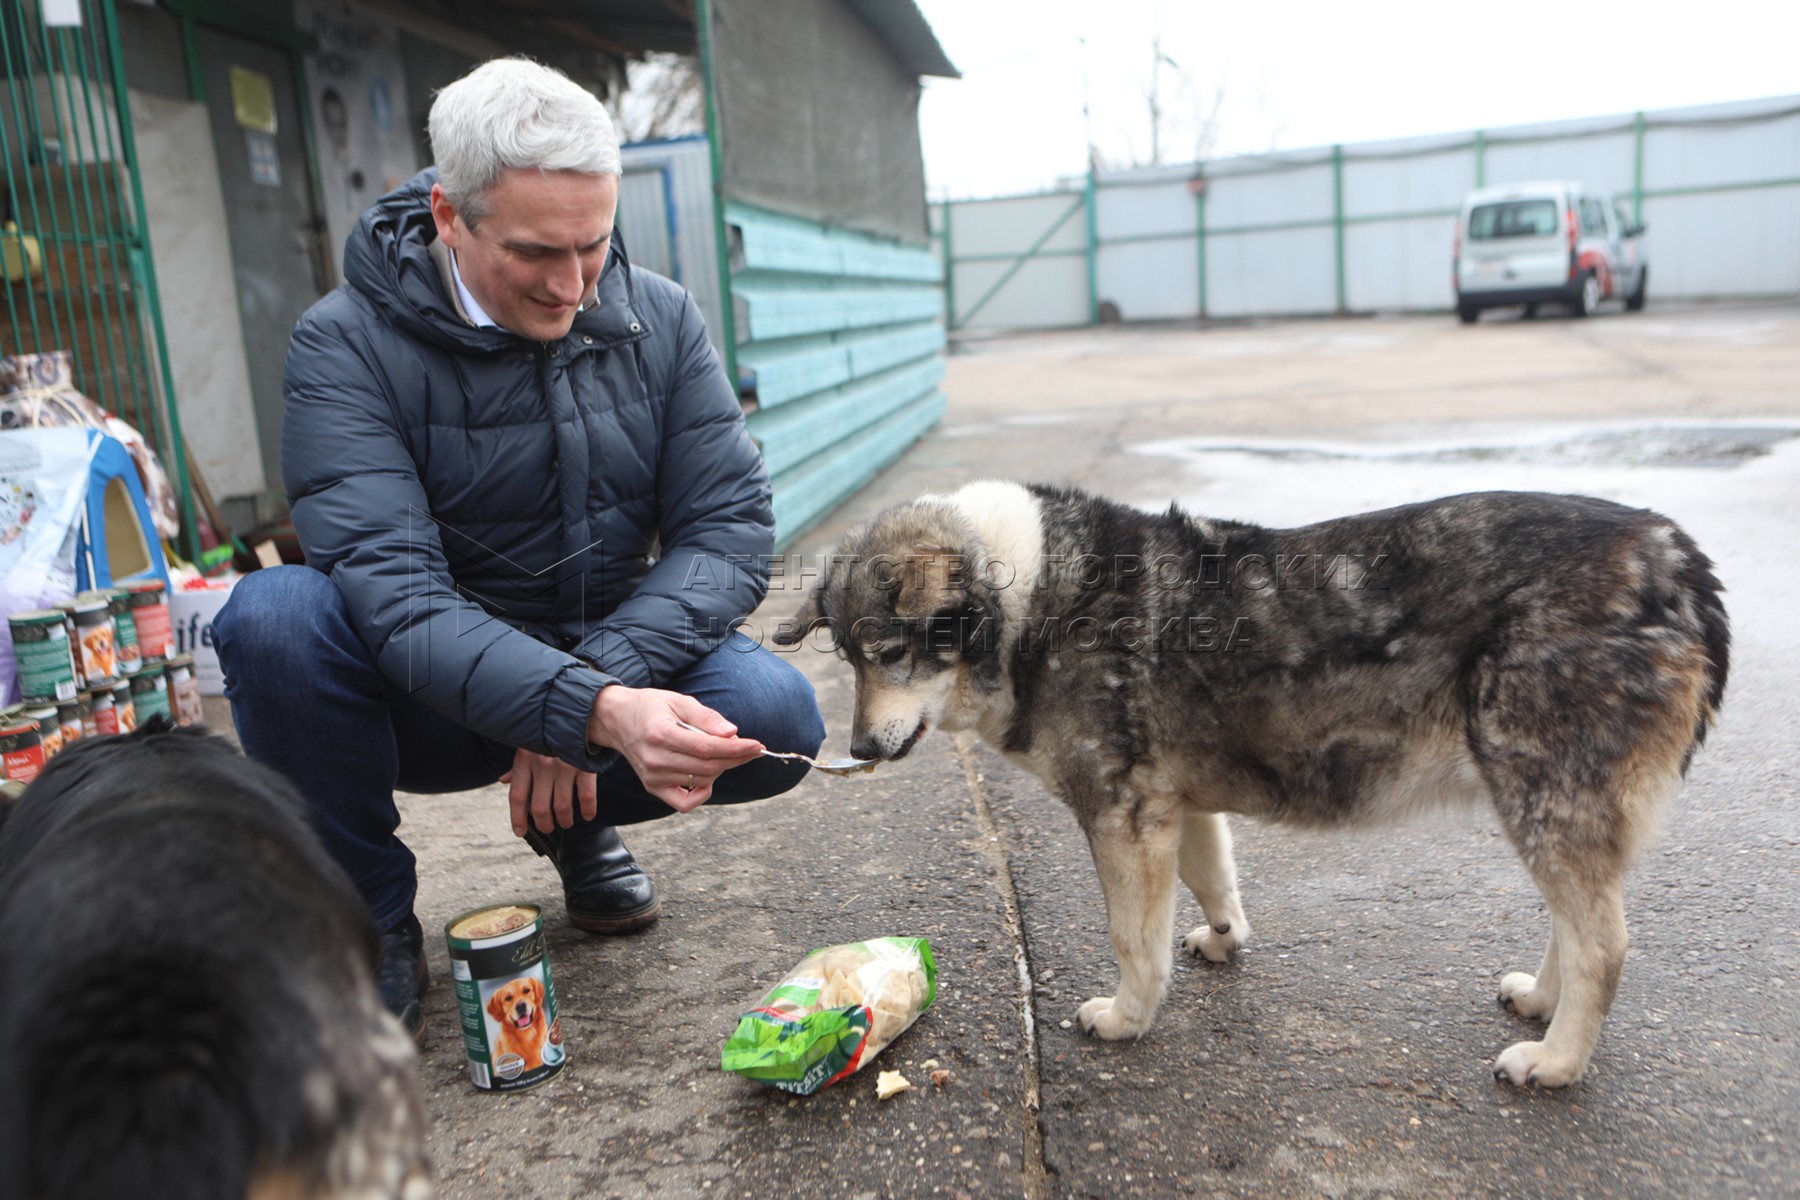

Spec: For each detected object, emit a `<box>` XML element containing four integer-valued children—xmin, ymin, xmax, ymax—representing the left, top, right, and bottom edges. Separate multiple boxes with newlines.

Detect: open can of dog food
<box><xmin>0</xmin><ymin>708</ymin><xmax>44</xmax><ymax>783</ymax></box>
<box><xmin>129</xmin><ymin>662</ymin><xmax>170</xmax><ymax>725</ymax></box>
<box><xmin>110</xmin><ymin>679</ymin><xmax>136</xmax><ymax>733</ymax></box>
<box><xmin>24</xmin><ymin>706</ymin><xmax>61</xmax><ymax>761</ymax></box>
<box><xmin>9</xmin><ymin>609</ymin><xmax>79</xmax><ymax>704</ymax></box>
<box><xmin>124</xmin><ymin>580</ymin><xmax>172</xmax><ymax>662</ymax></box>
<box><xmin>55</xmin><ymin>699</ymin><xmax>83</xmax><ymax>749</ymax></box>
<box><xmin>164</xmin><ymin>653</ymin><xmax>203</xmax><ymax>726</ymax></box>
<box><xmin>105</xmin><ymin>589</ymin><xmax>140</xmax><ymax>677</ymax></box>
<box><xmin>87</xmin><ymin>688</ymin><xmax>113</xmax><ymax>737</ymax></box>
<box><xmin>71</xmin><ymin>596</ymin><xmax>116</xmax><ymax>684</ymax></box>
<box><xmin>445</xmin><ymin>903</ymin><xmax>565</xmax><ymax>1092</ymax></box>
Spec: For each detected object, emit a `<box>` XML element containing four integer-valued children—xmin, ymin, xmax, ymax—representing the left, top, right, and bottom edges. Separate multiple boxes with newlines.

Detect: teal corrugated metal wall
<box><xmin>732</xmin><ymin>203</ymin><xmax>945</xmax><ymax>548</ymax></box>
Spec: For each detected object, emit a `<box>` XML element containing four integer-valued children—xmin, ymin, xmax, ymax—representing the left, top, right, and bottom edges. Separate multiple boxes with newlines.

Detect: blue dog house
<box><xmin>75</xmin><ymin>430</ymin><xmax>171</xmax><ymax>592</ymax></box>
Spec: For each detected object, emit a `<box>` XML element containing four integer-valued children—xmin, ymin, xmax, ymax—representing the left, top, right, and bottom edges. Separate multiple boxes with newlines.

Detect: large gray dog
<box><xmin>0</xmin><ymin>723</ymin><xmax>432</xmax><ymax>1198</ymax></box>
<box><xmin>779</xmin><ymin>480</ymin><xmax>1728</xmax><ymax>1087</ymax></box>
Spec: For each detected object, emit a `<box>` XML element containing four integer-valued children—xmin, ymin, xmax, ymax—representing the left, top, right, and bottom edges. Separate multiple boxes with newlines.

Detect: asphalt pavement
<box><xmin>360</xmin><ymin>303</ymin><xmax>1800</xmax><ymax>1199</ymax></box>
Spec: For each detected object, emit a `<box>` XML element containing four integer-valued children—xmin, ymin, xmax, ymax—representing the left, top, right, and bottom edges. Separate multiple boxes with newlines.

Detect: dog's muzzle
<box><xmin>854</xmin><ymin>719</ymin><xmax>929</xmax><ymax>763</ymax></box>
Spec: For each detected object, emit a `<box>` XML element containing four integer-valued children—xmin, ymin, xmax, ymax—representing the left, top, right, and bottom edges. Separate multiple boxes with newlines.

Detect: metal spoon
<box><xmin>676</xmin><ymin>720</ymin><xmax>879</xmax><ymax>777</ymax></box>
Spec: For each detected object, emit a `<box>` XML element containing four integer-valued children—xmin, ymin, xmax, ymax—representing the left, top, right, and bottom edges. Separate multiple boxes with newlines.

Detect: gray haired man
<box><xmin>216</xmin><ymin>58</ymin><xmax>824</xmax><ymax>1035</ymax></box>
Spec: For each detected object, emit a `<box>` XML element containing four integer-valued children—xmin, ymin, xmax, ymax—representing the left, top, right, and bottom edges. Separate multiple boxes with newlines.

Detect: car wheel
<box><xmin>1573</xmin><ymin>273</ymin><xmax>1601</xmax><ymax>318</ymax></box>
<box><xmin>1625</xmin><ymin>267</ymin><xmax>1647</xmax><ymax>312</ymax></box>
<box><xmin>1457</xmin><ymin>301</ymin><xmax>1479</xmax><ymax>325</ymax></box>
<box><xmin>1522</xmin><ymin>303</ymin><xmax>1539</xmax><ymax>320</ymax></box>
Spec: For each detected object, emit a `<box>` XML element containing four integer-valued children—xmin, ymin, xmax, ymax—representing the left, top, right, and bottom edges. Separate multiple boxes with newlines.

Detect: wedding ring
<box><xmin>685</xmin><ymin>773</ymin><xmax>695</xmax><ymax>791</ymax></box>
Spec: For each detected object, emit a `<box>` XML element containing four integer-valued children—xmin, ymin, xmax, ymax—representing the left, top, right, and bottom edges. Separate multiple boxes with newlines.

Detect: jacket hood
<box><xmin>342</xmin><ymin>167</ymin><xmax>641</xmax><ymax>351</ymax></box>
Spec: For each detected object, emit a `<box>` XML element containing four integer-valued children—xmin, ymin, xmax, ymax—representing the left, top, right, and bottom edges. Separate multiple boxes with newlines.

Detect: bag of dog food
<box><xmin>721</xmin><ymin>936</ymin><xmax>936</xmax><ymax>1095</ymax></box>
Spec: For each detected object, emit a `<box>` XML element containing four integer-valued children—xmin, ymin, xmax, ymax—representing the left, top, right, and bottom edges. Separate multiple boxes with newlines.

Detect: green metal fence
<box><xmin>0</xmin><ymin>0</ymin><xmax>198</xmax><ymax>562</ymax></box>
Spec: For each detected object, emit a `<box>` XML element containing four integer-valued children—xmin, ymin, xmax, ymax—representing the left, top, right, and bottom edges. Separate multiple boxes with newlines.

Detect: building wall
<box><xmin>131</xmin><ymin>90</ymin><xmax>266</xmax><ymax>501</ymax></box>
<box><xmin>613</xmin><ymin>146</ymin><xmax>948</xmax><ymax>547</ymax></box>
<box><xmin>732</xmin><ymin>204</ymin><xmax>944</xmax><ymax>547</ymax></box>
<box><xmin>710</xmin><ymin>0</ymin><xmax>930</xmax><ymax>245</ymax></box>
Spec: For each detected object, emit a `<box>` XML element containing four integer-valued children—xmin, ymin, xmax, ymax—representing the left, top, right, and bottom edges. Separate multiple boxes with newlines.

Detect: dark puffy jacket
<box><xmin>283</xmin><ymin>169</ymin><xmax>773</xmax><ymax>769</ymax></box>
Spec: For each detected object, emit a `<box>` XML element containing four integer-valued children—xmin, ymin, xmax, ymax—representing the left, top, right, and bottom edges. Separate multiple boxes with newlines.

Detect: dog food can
<box><xmin>445</xmin><ymin>903</ymin><xmax>566</xmax><ymax>1092</ymax></box>
<box><xmin>129</xmin><ymin>663</ymin><xmax>170</xmax><ymax>725</ymax></box>
<box><xmin>24</xmin><ymin>705</ymin><xmax>61</xmax><ymax>760</ymax></box>
<box><xmin>106</xmin><ymin>589</ymin><xmax>140</xmax><ymax>676</ymax></box>
<box><xmin>89</xmin><ymin>688</ymin><xmax>115</xmax><ymax>737</ymax></box>
<box><xmin>0</xmin><ymin>710</ymin><xmax>43</xmax><ymax>783</ymax></box>
<box><xmin>72</xmin><ymin>596</ymin><xmax>116</xmax><ymax>683</ymax></box>
<box><xmin>164</xmin><ymin>653</ymin><xmax>201</xmax><ymax>726</ymax></box>
<box><xmin>110</xmin><ymin>679</ymin><xmax>136</xmax><ymax>733</ymax></box>
<box><xmin>124</xmin><ymin>581</ymin><xmax>172</xmax><ymax>662</ymax></box>
<box><xmin>56</xmin><ymin>699</ymin><xmax>82</xmax><ymax>748</ymax></box>
<box><xmin>56</xmin><ymin>604</ymin><xmax>85</xmax><ymax>690</ymax></box>
<box><xmin>8</xmin><ymin>610</ymin><xmax>78</xmax><ymax>704</ymax></box>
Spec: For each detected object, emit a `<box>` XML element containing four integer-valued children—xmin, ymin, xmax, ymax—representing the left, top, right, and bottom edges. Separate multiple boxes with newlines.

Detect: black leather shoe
<box><xmin>523</xmin><ymin>823</ymin><xmax>662</xmax><ymax>934</ymax></box>
<box><xmin>377</xmin><ymin>912</ymin><xmax>429</xmax><ymax>1039</ymax></box>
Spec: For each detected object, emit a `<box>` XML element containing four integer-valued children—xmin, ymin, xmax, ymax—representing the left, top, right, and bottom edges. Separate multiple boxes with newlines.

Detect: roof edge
<box><xmin>841</xmin><ymin>0</ymin><xmax>960</xmax><ymax>79</ymax></box>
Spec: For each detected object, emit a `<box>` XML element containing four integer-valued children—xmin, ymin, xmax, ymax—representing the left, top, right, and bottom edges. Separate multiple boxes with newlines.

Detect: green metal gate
<box><xmin>0</xmin><ymin>0</ymin><xmax>198</xmax><ymax>562</ymax></box>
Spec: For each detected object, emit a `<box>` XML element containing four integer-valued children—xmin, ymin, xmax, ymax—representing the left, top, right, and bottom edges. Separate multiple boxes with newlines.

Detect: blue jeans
<box><xmin>214</xmin><ymin>565</ymin><xmax>824</xmax><ymax>930</ymax></box>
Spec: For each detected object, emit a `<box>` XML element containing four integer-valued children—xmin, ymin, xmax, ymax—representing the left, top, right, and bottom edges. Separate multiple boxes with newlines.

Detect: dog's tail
<box><xmin>1668</xmin><ymin>523</ymin><xmax>1731</xmax><ymax>770</ymax></box>
<box><xmin>12</xmin><ymin>949</ymin><xmax>268</xmax><ymax>1200</ymax></box>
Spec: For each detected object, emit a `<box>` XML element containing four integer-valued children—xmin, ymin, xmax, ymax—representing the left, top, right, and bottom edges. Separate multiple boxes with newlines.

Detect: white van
<box><xmin>1453</xmin><ymin>181</ymin><xmax>1646</xmax><ymax>323</ymax></box>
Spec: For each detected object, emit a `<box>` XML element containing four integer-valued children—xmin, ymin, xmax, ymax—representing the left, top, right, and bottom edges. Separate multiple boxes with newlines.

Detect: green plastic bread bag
<box><xmin>721</xmin><ymin>936</ymin><xmax>937</xmax><ymax>1095</ymax></box>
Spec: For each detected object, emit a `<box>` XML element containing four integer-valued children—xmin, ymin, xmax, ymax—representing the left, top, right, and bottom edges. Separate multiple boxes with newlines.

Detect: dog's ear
<box><xmin>894</xmin><ymin>545</ymin><xmax>967</xmax><ymax>621</ymax></box>
<box><xmin>773</xmin><ymin>584</ymin><xmax>827</xmax><ymax>646</ymax></box>
<box><xmin>529</xmin><ymin>976</ymin><xmax>544</xmax><ymax>1005</ymax></box>
<box><xmin>486</xmin><ymin>991</ymin><xmax>504</xmax><ymax>1021</ymax></box>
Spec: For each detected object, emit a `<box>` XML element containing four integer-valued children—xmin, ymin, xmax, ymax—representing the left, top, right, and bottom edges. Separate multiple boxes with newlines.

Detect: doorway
<box><xmin>195</xmin><ymin>24</ymin><xmax>328</xmax><ymax>503</ymax></box>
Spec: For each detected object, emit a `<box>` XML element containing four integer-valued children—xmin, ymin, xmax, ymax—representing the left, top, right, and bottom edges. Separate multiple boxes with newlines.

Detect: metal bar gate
<box><xmin>0</xmin><ymin>0</ymin><xmax>200</xmax><ymax>564</ymax></box>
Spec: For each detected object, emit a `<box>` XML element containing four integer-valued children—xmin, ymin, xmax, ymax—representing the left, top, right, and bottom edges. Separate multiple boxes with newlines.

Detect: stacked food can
<box><xmin>4</xmin><ymin>579</ymin><xmax>197</xmax><ymax>787</ymax></box>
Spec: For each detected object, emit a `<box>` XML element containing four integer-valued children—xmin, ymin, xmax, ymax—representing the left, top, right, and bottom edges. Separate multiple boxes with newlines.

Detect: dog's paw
<box><xmin>1076</xmin><ymin>996</ymin><xmax>1149</xmax><ymax>1041</ymax></box>
<box><xmin>1182</xmin><ymin>916</ymin><xmax>1248</xmax><ymax>963</ymax></box>
<box><xmin>1497</xmin><ymin>971</ymin><xmax>1557</xmax><ymax>1021</ymax></box>
<box><xmin>1492</xmin><ymin>1040</ymin><xmax>1583</xmax><ymax>1088</ymax></box>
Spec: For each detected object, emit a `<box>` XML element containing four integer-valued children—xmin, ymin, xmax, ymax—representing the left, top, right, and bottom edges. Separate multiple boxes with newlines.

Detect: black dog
<box><xmin>0</xmin><ymin>721</ymin><xmax>432</xmax><ymax>1200</ymax></box>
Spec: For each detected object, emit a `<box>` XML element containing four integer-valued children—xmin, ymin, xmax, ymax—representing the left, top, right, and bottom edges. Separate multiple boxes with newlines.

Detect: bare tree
<box><xmin>1143</xmin><ymin>37</ymin><xmax>1225</xmax><ymax>167</ymax></box>
<box><xmin>612</xmin><ymin>52</ymin><xmax>705</xmax><ymax>144</ymax></box>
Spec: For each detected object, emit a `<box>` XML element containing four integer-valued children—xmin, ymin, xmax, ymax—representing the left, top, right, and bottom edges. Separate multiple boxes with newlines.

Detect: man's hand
<box><xmin>501</xmin><ymin>748</ymin><xmax>597</xmax><ymax>836</ymax></box>
<box><xmin>587</xmin><ymin>685</ymin><xmax>765</xmax><ymax>813</ymax></box>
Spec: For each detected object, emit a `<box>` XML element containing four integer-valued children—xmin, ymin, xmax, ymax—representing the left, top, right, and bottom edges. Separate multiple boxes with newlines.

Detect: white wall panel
<box><xmin>1096</xmin><ymin>180</ymin><xmax>1198</xmax><ymax>239</ymax></box>
<box><xmin>952</xmin><ymin>254</ymin><xmax>1089</xmax><ymax>330</ymax></box>
<box><xmin>1205</xmin><ymin>227</ymin><xmax>1337</xmax><ymax>317</ymax></box>
<box><xmin>950</xmin><ymin>192</ymin><xmax>1087</xmax><ymax>255</ymax></box>
<box><xmin>1342</xmin><ymin>151</ymin><xmax>1472</xmax><ymax>218</ymax></box>
<box><xmin>1483</xmin><ymin>132</ymin><xmax>1636</xmax><ymax>195</ymax></box>
<box><xmin>1644</xmin><ymin>189</ymin><xmax>1800</xmax><ymax>297</ymax></box>
<box><xmin>1097</xmin><ymin>239</ymin><xmax>1199</xmax><ymax>321</ymax></box>
<box><xmin>1643</xmin><ymin>111</ymin><xmax>1800</xmax><ymax>191</ymax></box>
<box><xmin>1344</xmin><ymin>217</ymin><xmax>1457</xmax><ymax>312</ymax></box>
<box><xmin>1204</xmin><ymin>163</ymin><xmax>1335</xmax><ymax>229</ymax></box>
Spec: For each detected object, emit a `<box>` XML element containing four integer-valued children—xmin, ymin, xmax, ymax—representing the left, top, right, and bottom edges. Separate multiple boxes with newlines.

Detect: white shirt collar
<box><xmin>447</xmin><ymin>247</ymin><xmax>500</xmax><ymax>329</ymax></box>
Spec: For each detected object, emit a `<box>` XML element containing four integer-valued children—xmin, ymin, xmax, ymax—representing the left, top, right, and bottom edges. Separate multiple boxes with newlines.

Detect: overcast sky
<box><xmin>911</xmin><ymin>0</ymin><xmax>1800</xmax><ymax>198</ymax></box>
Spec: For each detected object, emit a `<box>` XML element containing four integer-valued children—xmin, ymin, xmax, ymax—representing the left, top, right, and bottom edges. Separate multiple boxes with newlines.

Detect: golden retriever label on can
<box><xmin>446</xmin><ymin>904</ymin><xmax>565</xmax><ymax>1092</ymax></box>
